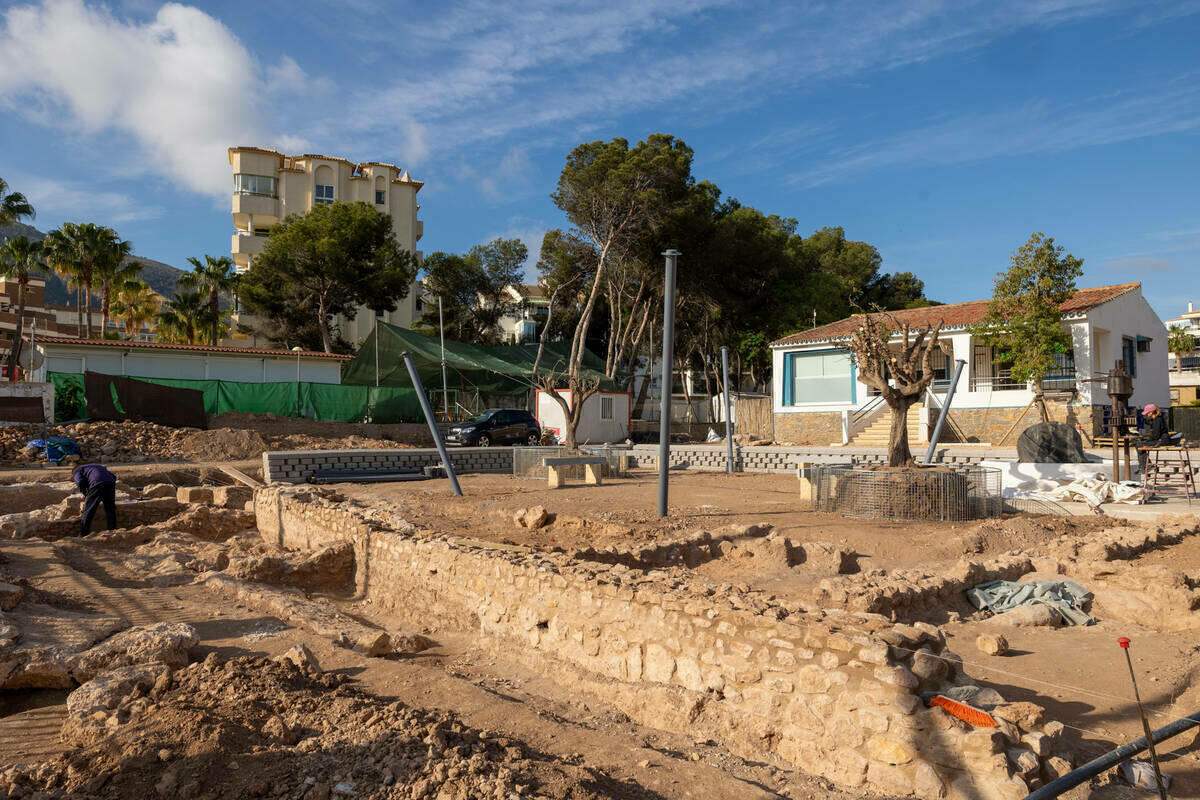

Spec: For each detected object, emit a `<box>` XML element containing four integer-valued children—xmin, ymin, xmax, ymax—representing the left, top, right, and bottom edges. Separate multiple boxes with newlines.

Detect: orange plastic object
<box><xmin>929</xmin><ymin>695</ymin><xmax>999</xmax><ymax>727</ymax></box>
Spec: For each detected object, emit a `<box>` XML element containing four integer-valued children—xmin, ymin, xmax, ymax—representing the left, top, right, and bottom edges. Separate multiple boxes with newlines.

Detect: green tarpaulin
<box><xmin>341</xmin><ymin>323</ymin><xmax>616</xmax><ymax>392</ymax></box>
<box><xmin>47</xmin><ymin>371</ymin><xmax>423</xmax><ymax>424</ymax></box>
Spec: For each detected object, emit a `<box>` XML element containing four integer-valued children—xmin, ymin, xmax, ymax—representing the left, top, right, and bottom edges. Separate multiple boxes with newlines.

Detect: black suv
<box><xmin>445</xmin><ymin>409</ymin><xmax>541</xmax><ymax>447</ymax></box>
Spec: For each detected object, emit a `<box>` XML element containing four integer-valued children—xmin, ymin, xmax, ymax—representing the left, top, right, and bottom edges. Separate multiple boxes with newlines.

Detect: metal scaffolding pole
<box><xmin>924</xmin><ymin>358</ymin><xmax>967</xmax><ymax>465</ymax></box>
<box><xmin>439</xmin><ymin>297</ymin><xmax>449</xmax><ymax>421</ymax></box>
<box><xmin>402</xmin><ymin>351</ymin><xmax>462</xmax><ymax>496</ymax></box>
<box><xmin>658</xmin><ymin>250</ymin><xmax>680</xmax><ymax>517</ymax></box>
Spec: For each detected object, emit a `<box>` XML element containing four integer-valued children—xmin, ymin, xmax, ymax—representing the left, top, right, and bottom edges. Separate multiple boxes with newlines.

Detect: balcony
<box><xmin>415</xmin><ymin>220</ymin><xmax>424</xmax><ymax>241</ymax></box>
<box><xmin>232</xmin><ymin>192</ymin><xmax>279</xmax><ymax>220</ymax></box>
<box><xmin>231</xmin><ymin>231</ymin><xmax>265</xmax><ymax>257</ymax></box>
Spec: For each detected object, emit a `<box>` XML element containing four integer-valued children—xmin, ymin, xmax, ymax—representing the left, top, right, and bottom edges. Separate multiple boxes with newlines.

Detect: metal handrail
<box><xmin>852</xmin><ymin>394</ymin><xmax>885</xmax><ymax>424</ymax></box>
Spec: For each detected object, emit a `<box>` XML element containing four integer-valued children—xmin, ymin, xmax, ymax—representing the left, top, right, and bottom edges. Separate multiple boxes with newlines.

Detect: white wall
<box><xmin>536</xmin><ymin>390</ymin><xmax>630</xmax><ymax>443</ymax></box>
<box><xmin>1082</xmin><ymin>288</ymin><xmax>1170</xmax><ymax>409</ymax></box>
<box><xmin>37</xmin><ymin>345</ymin><xmax>343</xmax><ymax>384</ymax></box>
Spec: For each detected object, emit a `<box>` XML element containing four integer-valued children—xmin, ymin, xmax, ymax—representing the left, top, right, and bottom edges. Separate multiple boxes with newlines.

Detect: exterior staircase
<box><xmin>851</xmin><ymin>403</ymin><xmax>925</xmax><ymax>447</ymax></box>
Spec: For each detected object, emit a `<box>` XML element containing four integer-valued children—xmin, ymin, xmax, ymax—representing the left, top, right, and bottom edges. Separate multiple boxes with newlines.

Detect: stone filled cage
<box><xmin>513</xmin><ymin>445</ymin><xmax>630</xmax><ymax>480</ymax></box>
<box><xmin>813</xmin><ymin>464</ymin><xmax>1002</xmax><ymax>522</ymax></box>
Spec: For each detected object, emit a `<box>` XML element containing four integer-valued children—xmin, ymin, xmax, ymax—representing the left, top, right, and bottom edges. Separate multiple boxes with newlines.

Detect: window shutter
<box><xmin>782</xmin><ymin>353</ymin><xmax>793</xmax><ymax>406</ymax></box>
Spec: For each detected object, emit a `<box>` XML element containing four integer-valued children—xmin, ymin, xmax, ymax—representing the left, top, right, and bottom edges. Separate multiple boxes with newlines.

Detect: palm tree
<box><xmin>1168</xmin><ymin>325</ymin><xmax>1195</xmax><ymax>374</ymax></box>
<box><xmin>0</xmin><ymin>236</ymin><xmax>45</xmax><ymax>380</ymax></box>
<box><xmin>178</xmin><ymin>254</ymin><xmax>235</xmax><ymax>346</ymax></box>
<box><xmin>43</xmin><ymin>223</ymin><xmax>87</xmax><ymax>338</ymax></box>
<box><xmin>111</xmin><ymin>279</ymin><xmax>160</xmax><ymax>339</ymax></box>
<box><xmin>92</xmin><ymin>231</ymin><xmax>138</xmax><ymax>336</ymax></box>
<box><xmin>156</xmin><ymin>291</ymin><xmax>206</xmax><ymax>344</ymax></box>
<box><xmin>0</xmin><ymin>177</ymin><xmax>35</xmax><ymax>226</ymax></box>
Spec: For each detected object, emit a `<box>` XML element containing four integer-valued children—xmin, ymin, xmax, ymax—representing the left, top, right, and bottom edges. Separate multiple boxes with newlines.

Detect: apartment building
<box><xmin>226</xmin><ymin>147</ymin><xmax>425</xmax><ymax>348</ymax></box>
<box><xmin>1</xmin><ymin>276</ymin><xmax>79</xmax><ymax>350</ymax></box>
<box><xmin>1165</xmin><ymin>300</ymin><xmax>1200</xmax><ymax>404</ymax></box>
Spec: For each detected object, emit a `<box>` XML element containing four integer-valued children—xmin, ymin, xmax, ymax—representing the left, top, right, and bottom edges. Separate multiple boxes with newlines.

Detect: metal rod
<box><xmin>924</xmin><ymin>358</ymin><xmax>966</xmax><ymax>465</ymax></box>
<box><xmin>721</xmin><ymin>345</ymin><xmax>734</xmax><ymax>473</ymax></box>
<box><xmin>402</xmin><ymin>350</ymin><xmax>462</xmax><ymax>496</ymax></box>
<box><xmin>1121</xmin><ymin>637</ymin><xmax>1169</xmax><ymax>799</ymax></box>
<box><xmin>1026</xmin><ymin>696</ymin><xmax>1196</xmax><ymax>797</ymax></box>
<box><xmin>658</xmin><ymin>250</ymin><xmax>680</xmax><ymax>517</ymax></box>
<box><xmin>374</xmin><ymin>314</ymin><xmax>380</xmax><ymax>388</ymax></box>
<box><xmin>439</xmin><ymin>296</ymin><xmax>449</xmax><ymax>421</ymax></box>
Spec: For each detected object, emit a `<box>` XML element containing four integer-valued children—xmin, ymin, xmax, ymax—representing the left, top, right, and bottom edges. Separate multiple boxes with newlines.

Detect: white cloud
<box><xmin>479</xmin><ymin>147</ymin><xmax>534</xmax><ymax>202</ymax></box>
<box><xmin>0</xmin><ymin>0</ymin><xmax>306</xmax><ymax>197</ymax></box>
<box><xmin>13</xmin><ymin>175</ymin><xmax>163</xmax><ymax>224</ymax></box>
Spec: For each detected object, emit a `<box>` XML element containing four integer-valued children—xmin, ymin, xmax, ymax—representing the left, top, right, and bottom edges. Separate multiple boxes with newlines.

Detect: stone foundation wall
<box><xmin>254</xmin><ymin>487</ymin><xmax>1068</xmax><ymax>799</ymax></box>
<box><xmin>772</xmin><ymin>411</ymin><xmax>843</xmax><ymax>445</ymax></box>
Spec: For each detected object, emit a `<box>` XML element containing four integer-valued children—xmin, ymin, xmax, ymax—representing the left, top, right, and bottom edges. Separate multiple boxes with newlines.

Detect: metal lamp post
<box><xmin>658</xmin><ymin>250</ymin><xmax>680</xmax><ymax>518</ymax></box>
<box><xmin>291</xmin><ymin>346</ymin><xmax>302</xmax><ymax>417</ymax></box>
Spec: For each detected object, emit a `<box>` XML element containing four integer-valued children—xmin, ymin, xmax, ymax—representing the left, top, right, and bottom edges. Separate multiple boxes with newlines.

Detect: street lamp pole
<box><xmin>291</xmin><ymin>346</ymin><xmax>302</xmax><ymax>417</ymax></box>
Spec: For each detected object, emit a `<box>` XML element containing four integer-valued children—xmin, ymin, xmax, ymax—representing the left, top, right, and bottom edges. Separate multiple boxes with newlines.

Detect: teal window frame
<box><xmin>781</xmin><ymin>349</ymin><xmax>856</xmax><ymax>406</ymax></box>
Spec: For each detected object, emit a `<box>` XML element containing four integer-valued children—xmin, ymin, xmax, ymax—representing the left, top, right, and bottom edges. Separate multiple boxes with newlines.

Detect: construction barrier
<box><xmin>47</xmin><ymin>371</ymin><xmax>423</xmax><ymax>425</ymax></box>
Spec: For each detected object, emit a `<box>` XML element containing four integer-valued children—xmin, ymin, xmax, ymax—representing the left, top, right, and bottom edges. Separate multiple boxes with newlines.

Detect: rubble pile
<box><xmin>1</xmin><ymin>420</ymin><xmax>413</xmax><ymax>466</ymax></box>
<box><xmin>4</xmin><ymin>653</ymin><xmax>613</xmax><ymax>800</ymax></box>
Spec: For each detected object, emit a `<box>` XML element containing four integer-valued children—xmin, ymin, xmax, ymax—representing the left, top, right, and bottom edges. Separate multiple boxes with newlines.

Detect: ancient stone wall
<box><xmin>254</xmin><ymin>487</ymin><xmax>1069</xmax><ymax>798</ymax></box>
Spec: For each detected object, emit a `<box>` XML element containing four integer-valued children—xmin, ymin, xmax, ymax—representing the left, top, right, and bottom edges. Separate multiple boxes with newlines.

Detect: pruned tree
<box><xmin>970</xmin><ymin>232</ymin><xmax>1083</xmax><ymax>422</ymax></box>
<box><xmin>848</xmin><ymin>311</ymin><xmax>944</xmax><ymax>467</ymax></box>
<box><xmin>1168</xmin><ymin>325</ymin><xmax>1194</xmax><ymax>374</ymax></box>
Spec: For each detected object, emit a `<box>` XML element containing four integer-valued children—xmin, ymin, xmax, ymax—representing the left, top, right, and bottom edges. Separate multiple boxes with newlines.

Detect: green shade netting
<box><xmin>47</xmin><ymin>371</ymin><xmax>424</xmax><ymax>424</ymax></box>
<box><xmin>341</xmin><ymin>323</ymin><xmax>616</xmax><ymax>392</ymax></box>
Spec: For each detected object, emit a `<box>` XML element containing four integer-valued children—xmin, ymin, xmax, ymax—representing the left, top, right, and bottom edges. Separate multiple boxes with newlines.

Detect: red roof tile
<box><xmin>24</xmin><ymin>335</ymin><xmax>351</xmax><ymax>359</ymax></box>
<box><xmin>770</xmin><ymin>283</ymin><xmax>1141</xmax><ymax>347</ymax></box>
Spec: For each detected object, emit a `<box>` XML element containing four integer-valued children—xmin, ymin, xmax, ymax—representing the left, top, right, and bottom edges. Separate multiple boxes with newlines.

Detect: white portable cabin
<box><xmin>536</xmin><ymin>389</ymin><xmax>631</xmax><ymax>444</ymax></box>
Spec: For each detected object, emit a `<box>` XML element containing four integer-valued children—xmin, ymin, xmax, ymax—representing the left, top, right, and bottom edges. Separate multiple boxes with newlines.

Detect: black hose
<box><xmin>1025</xmin><ymin>711</ymin><xmax>1200</xmax><ymax>799</ymax></box>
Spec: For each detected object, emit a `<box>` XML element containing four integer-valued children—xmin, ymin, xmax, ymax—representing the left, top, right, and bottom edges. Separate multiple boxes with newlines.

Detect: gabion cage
<box><xmin>812</xmin><ymin>465</ymin><xmax>1002</xmax><ymax>522</ymax></box>
<box><xmin>513</xmin><ymin>445</ymin><xmax>629</xmax><ymax>480</ymax></box>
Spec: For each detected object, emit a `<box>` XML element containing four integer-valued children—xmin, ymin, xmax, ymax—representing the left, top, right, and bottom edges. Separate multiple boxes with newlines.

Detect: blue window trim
<box><xmin>782</xmin><ymin>348</ymin><xmax>855</xmax><ymax>407</ymax></box>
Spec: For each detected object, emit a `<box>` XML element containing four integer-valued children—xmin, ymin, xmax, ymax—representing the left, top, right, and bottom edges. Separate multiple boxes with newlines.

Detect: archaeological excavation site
<box><xmin>1</xmin><ymin>423</ymin><xmax>1199</xmax><ymax>800</ymax></box>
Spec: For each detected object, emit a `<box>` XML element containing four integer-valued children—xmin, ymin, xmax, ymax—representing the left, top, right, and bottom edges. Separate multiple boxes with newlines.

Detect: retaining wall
<box><xmin>253</xmin><ymin>487</ymin><xmax>1069</xmax><ymax>798</ymax></box>
<box><xmin>263</xmin><ymin>447</ymin><xmax>514</xmax><ymax>483</ymax></box>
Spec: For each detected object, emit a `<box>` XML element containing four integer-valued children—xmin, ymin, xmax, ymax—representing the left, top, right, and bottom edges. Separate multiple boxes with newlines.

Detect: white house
<box><xmin>496</xmin><ymin>284</ymin><xmax>550</xmax><ymax>344</ymax></box>
<box><xmin>769</xmin><ymin>282</ymin><xmax>1169</xmax><ymax>446</ymax></box>
<box><xmin>25</xmin><ymin>336</ymin><xmax>350</xmax><ymax>384</ymax></box>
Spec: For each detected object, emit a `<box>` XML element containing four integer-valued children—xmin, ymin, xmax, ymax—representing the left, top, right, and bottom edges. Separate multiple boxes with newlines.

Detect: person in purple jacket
<box><xmin>73</xmin><ymin>463</ymin><xmax>117</xmax><ymax>537</ymax></box>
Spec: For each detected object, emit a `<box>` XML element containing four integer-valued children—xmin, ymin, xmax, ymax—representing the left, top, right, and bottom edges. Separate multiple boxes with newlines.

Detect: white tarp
<box><xmin>1003</xmin><ymin>477</ymin><xmax>1143</xmax><ymax>509</ymax></box>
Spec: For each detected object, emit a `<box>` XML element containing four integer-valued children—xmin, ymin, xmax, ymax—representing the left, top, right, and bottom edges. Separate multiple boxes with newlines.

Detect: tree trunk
<box><xmin>1033</xmin><ymin>379</ymin><xmax>1049</xmax><ymax>423</ymax></box>
<box><xmin>677</xmin><ymin>355</ymin><xmax>693</xmax><ymax>423</ymax></box>
<box><xmin>8</xmin><ymin>279</ymin><xmax>26</xmax><ymax>382</ymax></box>
<box><xmin>210</xmin><ymin>288</ymin><xmax>220</xmax><ymax>346</ymax></box>
<box><xmin>84</xmin><ymin>280</ymin><xmax>94</xmax><ymax>339</ymax></box>
<box><xmin>76</xmin><ymin>286</ymin><xmax>85</xmax><ymax>338</ymax></box>
<box><xmin>100</xmin><ymin>279</ymin><xmax>111</xmax><ymax>338</ymax></box>
<box><xmin>317</xmin><ymin>296</ymin><xmax>333</xmax><ymax>353</ymax></box>
<box><xmin>886</xmin><ymin>397</ymin><xmax>916</xmax><ymax>467</ymax></box>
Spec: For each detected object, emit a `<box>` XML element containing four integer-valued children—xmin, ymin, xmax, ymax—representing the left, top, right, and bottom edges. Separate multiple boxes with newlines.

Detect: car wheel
<box><xmin>526</xmin><ymin>432</ymin><xmax>539</xmax><ymax>446</ymax></box>
<box><xmin>477</xmin><ymin>434</ymin><xmax>491</xmax><ymax>447</ymax></box>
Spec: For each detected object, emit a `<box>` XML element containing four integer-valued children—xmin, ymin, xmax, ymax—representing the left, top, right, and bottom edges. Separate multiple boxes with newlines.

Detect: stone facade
<box><xmin>947</xmin><ymin>399</ymin><xmax>1093</xmax><ymax>444</ymax></box>
<box><xmin>772</xmin><ymin>411</ymin><xmax>843</xmax><ymax>445</ymax></box>
<box><xmin>253</xmin><ymin>487</ymin><xmax>1071</xmax><ymax>798</ymax></box>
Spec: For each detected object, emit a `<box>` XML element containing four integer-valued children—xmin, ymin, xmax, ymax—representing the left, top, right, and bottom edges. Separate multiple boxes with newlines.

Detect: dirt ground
<box><xmin>3</xmin><ymin>464</ymin><xmax>1200</xmax><ymax>798</ymax></box>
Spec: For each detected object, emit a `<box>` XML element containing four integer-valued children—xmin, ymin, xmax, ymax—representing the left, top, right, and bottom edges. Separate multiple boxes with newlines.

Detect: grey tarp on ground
<box><xmin>966</xmin><ymin>579</ymin><xmax>1095</xmax><ymax>626</ymax></box>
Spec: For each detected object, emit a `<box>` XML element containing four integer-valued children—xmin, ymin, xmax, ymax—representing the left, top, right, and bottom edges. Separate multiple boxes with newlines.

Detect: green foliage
<box><xmin>52</xmin><ymin>374</ymin><xmax>85</xmax><ymax>422</ymax></box>
<box><xmin>156</xmin><ymin>291</ymin><xmax>207</xmax><ymax>344</ymax></box>
<box><xmin>1168</xmin><ymin>325</ymin><xmax>1195</xmax><ymax>371</ymax></box>
<box><xmin>971</xmin><ymin>232</ymin><xmax>1083</xmax><ymax>411</ymax></box>
<box><xmin>178</xmin><ymin>254</ymin><xmax>235</xmax><ymax>346</ymax></box>
<box><xmin>420</xmin><ymin>238</ymin><xmax>527</xmax><ymax>344</ymax></box>
<box><xmin>237</xmin><ymin>202</ymin><xmax>419</xmax><ymax>353</ymax></box>
<box><xmin>0</xmin><ymin>177</ymin><xmax>35</xmax><ymax>226</ymax></box>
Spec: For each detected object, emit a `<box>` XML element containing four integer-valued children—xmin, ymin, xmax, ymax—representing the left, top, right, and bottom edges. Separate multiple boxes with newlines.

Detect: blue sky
<box><xmin>1</xmin><ymin>0</ymin><xmax>1198</xmax><ymax>322</ymax></box>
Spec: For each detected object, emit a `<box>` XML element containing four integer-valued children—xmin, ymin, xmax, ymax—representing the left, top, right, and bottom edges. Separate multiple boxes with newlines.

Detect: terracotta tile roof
<box><xmin>25</xmin><ymin>335</ymin><xmax>351</xmax><ymax>359</ymax></box>
<box><xmin>770</xmin><ymin>282</ymin><xmax>1142</xmax><ymax>347</ymax></box>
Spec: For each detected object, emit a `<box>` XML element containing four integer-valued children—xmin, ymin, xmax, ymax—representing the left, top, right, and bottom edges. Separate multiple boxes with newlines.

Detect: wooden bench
<box><xmin>542</xmin><ymin>456</ymin><xmax>606</xmax><ymax>489</ymax></box>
